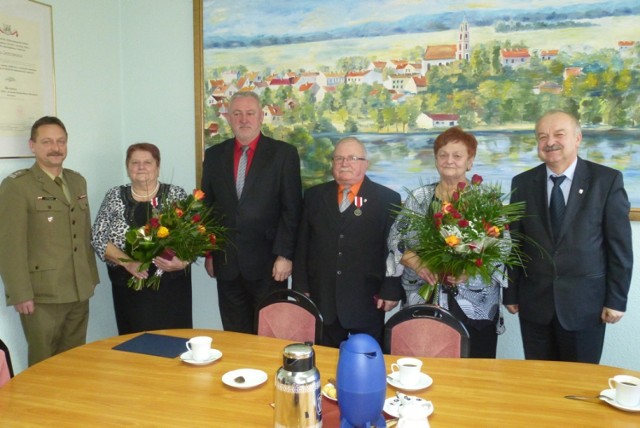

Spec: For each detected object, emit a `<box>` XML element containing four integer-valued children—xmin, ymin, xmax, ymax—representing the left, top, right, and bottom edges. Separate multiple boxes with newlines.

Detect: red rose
<box><xmin>457</xmin><ymin>181</ymin><xmax>467</xmax><ymax>191</ymax></box>
<box><xmin>191</xmin><ymin>214</ymin><xmax>201</xmax><ymax>223</ymax></box>
<box><xmin>458</xmin><ymin>219</ymin><xmax>469</xmax><ymax>228</ymax></box>
<box><xmin>472</xmin><ymin>174</ymin><xmax>483</xmax><ymax>185</ymax></box>
<box><xmin>434</xmin><ymin>212</ymin><xmax>444</xmax><ymax>219</ymax></box>
<box><xmin>149</xmin><ymin>217</ymin><xmax>160</xmax><ymax>228</ymax></box>
<box><xmin>209</xmin><ymin>233</ymin><xmax>217</xmax><ymax>246</ymax></box>
<box><xmin>475</xmin><ymin>258</ymin><xmax>483</xmax><ymax>267</ymax></box>
<box><xmin>452</xmin><ymin>191</ymin><xmax>460</xmax><ymax>201</ymax></box>
<box><xmin>453</xmin><ymin>211</ymin><xmax>462</xmax><ymax>219</ymax></box>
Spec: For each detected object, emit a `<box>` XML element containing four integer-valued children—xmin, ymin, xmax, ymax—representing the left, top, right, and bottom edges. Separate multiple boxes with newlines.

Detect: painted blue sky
<box><xmin>204</xmin><ymin>0</ymin><xmax>630</xmax><ymax>42</ymax></box>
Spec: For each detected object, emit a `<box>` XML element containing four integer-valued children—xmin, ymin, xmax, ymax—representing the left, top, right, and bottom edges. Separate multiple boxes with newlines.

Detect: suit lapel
<box><xmin>529</xmin><ymin>165</ymin><xmax>554</xmax><ymax>243</ymax></box>
<box><xmin>557</xmin><ymin>158</ymin><xmax>589</xmax><ymax>242</ymax></box>
<box><xmin>321</xmin><ymin>181</ymin><xmax>342</xmax><ymax>226</ymax></box>
<box><xmin>220</xmin><ymin>140</ymin><xmax>237</xmax><ymax>201</ymax></box>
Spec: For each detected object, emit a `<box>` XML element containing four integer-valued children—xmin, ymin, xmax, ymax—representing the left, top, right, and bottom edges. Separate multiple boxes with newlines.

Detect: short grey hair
<box><xmin>229</xmin><ymin>91</ymin><xmax>262</xmax><ymax>107</ymax></box>
<box><xmin>334</xmin><ymin>136</ymin><xmax>368</xmax><ymax>158</ymax></box>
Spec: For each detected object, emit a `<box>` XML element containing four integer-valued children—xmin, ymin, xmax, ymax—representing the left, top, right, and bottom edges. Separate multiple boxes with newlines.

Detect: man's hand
<box><xmin>601</xmin><ymin>307</ymin><xmax>624</xmax><ymax>324</ymax></box>
<box><xmin>272</xmin><ymin>256</ymin><xmax>292</xmax><ymax>282</ymax></box>
<box><xmin>505</xmin><ymin>304</ymin><xmax>519</xmax><ymax>314</ymax></box>
<box><xmin>377</xmin><ymin>299</ymin><xmax>399</xmax><ymax>312</ymax></box>
<box><xmin>205</xmin><ymin>257</ymin><xmax>215</xmax><ymax>278</ymax></box>
<box><xmin>14</xmin><ymin>300</ymin><xmax>35</xmax><ymax>315</ymax></box>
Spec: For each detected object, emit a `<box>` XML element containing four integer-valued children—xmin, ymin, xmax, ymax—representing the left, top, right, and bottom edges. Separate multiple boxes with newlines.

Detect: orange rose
<box><xmin>175</xmin><ymin>208</ymin><xmax>184</xmax><ymax>218</ymax></box>
<box><xmin>445</xmin><ymin>235</ymin><xmax>460</xmax><ymax>247</ymax></box>
<box><xmin>193</xmin><ymin>189</ymin><xmax>206</xmax><ymax>201</ymax></box>
<box><xmin>197</xmin><ymin>224</ymin><xmax>206</xmax><ymax>234</ymax></box>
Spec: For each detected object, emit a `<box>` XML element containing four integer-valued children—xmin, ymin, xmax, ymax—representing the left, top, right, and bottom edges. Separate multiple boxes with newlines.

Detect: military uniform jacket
<box><xmin>0</xmin><ymin>163</ymin><xmax>99</xmax><ymax>306</ymax></box>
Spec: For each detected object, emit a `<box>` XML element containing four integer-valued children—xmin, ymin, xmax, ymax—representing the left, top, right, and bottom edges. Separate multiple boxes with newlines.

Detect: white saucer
<box><xmin>222</xmin><ymin>368</ymin><xmax>268</xmax><ymax>389</ymax></box>
<box><xmin>387</xmin><ymin>371</ymin><xmax>433</xmax><ymax>391</ymax></box>
<box><xmin>599</xmin><ymin>389</ymin><xmax>640</xmax><ymax>412</ymax></box>
<box><xmin>322</xmin><ymin>382</ymin><xmax>337</xmax><ymax>402</ymax></box>
<box><xmin>383</xmin><ymin>395</ymin><xmax>434</xmax><ymax>418</ymax></box>
<box><xmin>180</xmin><ymin>349</ymin><xmax>222</xmax><ymax>365</ymax></box>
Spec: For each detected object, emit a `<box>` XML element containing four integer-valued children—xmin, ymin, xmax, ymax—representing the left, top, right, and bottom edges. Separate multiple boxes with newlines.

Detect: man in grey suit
<box><xmin>201</xmin><ymin>92</ymin><xmax>302</xmax><ymax>333</ymax></box>
<box><xmin>293</xmin><ymin>137</ymin><xmax>402</xmax><ymax>347</ymax></box>
<box><xmin>504</xmin><ymin>110</ymin><xmax>633</xmax><ymax>363</ymax></box>
<box><xmin>0</xmin><ymin>116</ymin><xmax>99</xmax><ymax>366</ymax></box>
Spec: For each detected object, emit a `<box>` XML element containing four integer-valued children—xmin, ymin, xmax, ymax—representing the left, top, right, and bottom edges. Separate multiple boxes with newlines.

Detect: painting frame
<box><xmin>192</xmin><ymin>0</ymin><xmax>639</xmax><ymax>221</ymax></box>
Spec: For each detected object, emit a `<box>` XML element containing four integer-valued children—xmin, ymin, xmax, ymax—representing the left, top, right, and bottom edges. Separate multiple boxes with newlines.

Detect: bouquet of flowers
<box><xmin>122</xmin><ymin>189</ymin><xmax>226</xmax><ymax>290</ymax></box>
<box><xmin>398</xmin><ymin>174</ymin><xmax>526</xmax><ymax>302</ymax></box>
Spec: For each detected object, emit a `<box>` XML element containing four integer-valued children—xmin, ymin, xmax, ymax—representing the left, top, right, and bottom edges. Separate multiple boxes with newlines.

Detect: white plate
<box><xmin>387</xmin><ymin>371</ymin><xmax>433</xmax><ymax>391</ymax></box>
<box><xmin>180</xmin><ymin>349</ymin><xmax>222</xmax><ymax>365</ymax></box>
<box><xmin>222</xmin><ymin>368</ymin><xmax>268</xmax><ymax>389</ymax></box>
<box><xmin>600</xmin><ymin>389</ymin><xmax>640</xmax><ymax>412</ymax></box>
<box><xmin>322</xmin><ymin>382</ymin><xmax>337</xmax><ymax>402</ymax></box>
<box><xmin>383</xmin><ymin>395</ymin><xmax>434</xmax><ymax>418</ymax></box>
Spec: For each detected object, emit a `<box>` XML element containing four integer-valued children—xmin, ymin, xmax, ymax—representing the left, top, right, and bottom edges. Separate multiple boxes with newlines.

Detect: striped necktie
<box><xmin>236</xmin><ymin>146</ymin><xmax>249</xmax><ymax>198</ymax></box>
<box><xmin>339</xmin><ymin>187</ymin><xmax>351</xmax><ymax>213</ymax></box>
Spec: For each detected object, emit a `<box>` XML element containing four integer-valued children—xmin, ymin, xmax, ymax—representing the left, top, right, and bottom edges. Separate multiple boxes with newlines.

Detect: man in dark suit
<box><xmin>293</xmin><ymin>137</ymin><xmax>402</xmax><ymax>347</ymax></box>
<box><xmin>0</xmin><ymin>116</ymin><xmax>99</xmax><ymax>366</ymax></box>
<box><xmin>504</xmin><ymin>110</ymin><xmax>633</xmax><ymax>363</ymax></box>
<box><xmin>201</xmin><ymin>92</ymin><xmax>302</xmax><ymax>333</ymax></box>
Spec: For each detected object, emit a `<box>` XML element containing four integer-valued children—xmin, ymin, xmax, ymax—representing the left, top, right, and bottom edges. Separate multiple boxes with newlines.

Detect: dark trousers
<box><xmin>465</xmin><ymin>321</ymin><xmax>498</xmax><ymax>358</ymax></box>
<box><xmin>322</xmin><ymin>317</ymin><xmax>384</xmax><ymax>349</ymax></box>
<box><xmin>217</xmin><ymin>275</ymin><xmax>287</xmax><ymax>334</ymax></box>
<box><xmin>520</xmin><ymin>316</ymin><xmax>606</xmax><ymax>364</ymax></box>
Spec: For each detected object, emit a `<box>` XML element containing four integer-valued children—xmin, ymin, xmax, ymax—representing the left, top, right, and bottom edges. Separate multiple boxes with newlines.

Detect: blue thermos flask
<box><xmin>336</xmin><ymin>334</ymin><xmax>387</xmax><ymax>428</ymax></box>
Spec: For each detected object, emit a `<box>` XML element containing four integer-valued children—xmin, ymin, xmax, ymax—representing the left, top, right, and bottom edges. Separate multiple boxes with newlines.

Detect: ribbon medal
<box><xmin>354</xmin><ymin>196</ymin><xmax>364</xmax><ymax>216</ymax></box>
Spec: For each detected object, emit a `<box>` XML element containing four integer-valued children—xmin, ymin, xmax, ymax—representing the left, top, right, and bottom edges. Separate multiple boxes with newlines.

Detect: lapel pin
<box><xmin>579</xmin><ymin>189</ymin><xmax>584</xmax><ymax>194</ymax></box>
<box><xmin>47</xmin><ymin>216</ymin><xmax>54</xmax><ymax>222</ymax></box>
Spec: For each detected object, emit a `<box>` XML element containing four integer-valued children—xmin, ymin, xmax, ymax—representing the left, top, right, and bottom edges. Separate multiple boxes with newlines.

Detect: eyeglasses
<box><xmin>332</xmin><ymin>155</ymin><xmax>367</xmax><ymax>163</ymax></box>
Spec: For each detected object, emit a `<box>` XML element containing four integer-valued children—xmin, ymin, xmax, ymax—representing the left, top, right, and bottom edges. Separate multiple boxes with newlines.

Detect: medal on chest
<box><xmin>354</xmin><ymin>196</ymin><xmax>364</xmax><ymax>216</ymax></box>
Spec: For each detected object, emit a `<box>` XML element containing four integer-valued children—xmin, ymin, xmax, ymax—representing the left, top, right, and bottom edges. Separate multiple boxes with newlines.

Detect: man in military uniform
<box><xmin>0</xmin><ymin>116</ymin><xmax>99</xmax><ymax>366</ymax></box>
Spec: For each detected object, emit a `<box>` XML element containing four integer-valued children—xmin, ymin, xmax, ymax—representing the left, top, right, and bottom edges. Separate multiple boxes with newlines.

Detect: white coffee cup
<box><xmin>391</xmin><ymin>357</ymin><xmax>423</xmax><ymax>387</ymax></box>
<box><xmin>186</xmin><ymin>336</ymin><xmax>213</xmax><ymax>361</ymax></box>
<box><xmin>608</xmin><ymin>374</ymin><xmax>640</xmax><ymax>407</ymax></box>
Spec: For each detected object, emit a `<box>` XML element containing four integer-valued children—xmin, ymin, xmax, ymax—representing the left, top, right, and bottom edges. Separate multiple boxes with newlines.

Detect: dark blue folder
<box><xmin>112</xmin><ymin>332</ymin><xmax>188</xmax><ymax>358</ymax></box>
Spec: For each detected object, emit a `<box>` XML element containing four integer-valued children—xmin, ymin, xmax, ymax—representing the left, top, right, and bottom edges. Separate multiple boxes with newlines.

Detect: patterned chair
<box><xmin>255</xmin><ymin>289</ymin><xmax>323</xmax><ymax>344</ymax></box>
<box><xmin>384</xmin><ymin>304</ymin><xmax>470</xmax><ymax>357</ymax></box>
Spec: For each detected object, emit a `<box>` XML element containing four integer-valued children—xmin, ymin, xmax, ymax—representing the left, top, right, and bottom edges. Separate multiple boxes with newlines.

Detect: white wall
<box><xmin>0</xmin><ymin>0</ymin><xmax>637</xmax><ymax>375</ymax></box>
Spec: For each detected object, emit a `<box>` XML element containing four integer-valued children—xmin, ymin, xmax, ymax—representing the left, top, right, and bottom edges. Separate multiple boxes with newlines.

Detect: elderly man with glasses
<box><xmin>293</xmin><ymin>136</ymin><xmax>402</xmax><ymax>347</ymax></box>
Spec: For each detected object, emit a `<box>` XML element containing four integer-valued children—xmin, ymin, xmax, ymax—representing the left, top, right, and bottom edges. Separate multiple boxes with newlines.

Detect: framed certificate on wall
<box><xmin>0</xmin><ymin>0</ymin><xmax>56</xmax><ymax>158</ymax></box>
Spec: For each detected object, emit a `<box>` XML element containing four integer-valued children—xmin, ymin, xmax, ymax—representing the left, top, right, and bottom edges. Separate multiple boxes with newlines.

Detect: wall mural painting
<box><xmin>195</xmin><ymin>0</ymin><xmax>640</xmax><ymax>219</ymax></box>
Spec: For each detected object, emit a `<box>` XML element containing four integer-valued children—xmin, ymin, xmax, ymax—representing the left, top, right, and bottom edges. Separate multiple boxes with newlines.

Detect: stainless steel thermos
<box><xmin>274</xmin><ymin>343</ymin><xmax>322</xmax><ymax>428</ymax></box>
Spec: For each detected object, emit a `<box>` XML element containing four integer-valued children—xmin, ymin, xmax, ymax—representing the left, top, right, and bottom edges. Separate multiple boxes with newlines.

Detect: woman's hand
<box><xmin>401</xmin><ymin>250</ymin><xmax>438</xmax><ymax>285</ymax></box>
<box><xmin>123</xmin><ymin>261</ymin><xmax>148</xmax><ymax>279</ymax></box>
<box><xmin>443</xmin><ymin>273</ymin><xmax>468</xmax><ymax>285</ymax></box>
<box><xmin>153</xmin><ymin>255</ymin><xmax>189</xmax><ymax>272</ymax></box>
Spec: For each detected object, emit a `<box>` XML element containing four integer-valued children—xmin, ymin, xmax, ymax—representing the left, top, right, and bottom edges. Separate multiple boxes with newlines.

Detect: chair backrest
<box><xmin>384</xmin><ymin>304</ymin><xmax>470</xmax><ymax>358</ymax></box>
<box><xmin>255</xmin><ymin>289</ymin><xmax>324</xmax><ymax>344</ymax></box>
<box><xmin>0</xmin><ymin>339</ymin><xmax>14</xmax><ymax>387</ymax></box>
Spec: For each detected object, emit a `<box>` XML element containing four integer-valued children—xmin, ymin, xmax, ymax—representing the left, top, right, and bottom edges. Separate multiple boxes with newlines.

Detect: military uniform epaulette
<box><xmin>7</xmin><ymin>169</ymin><xmax>29</xmax><ymax>179</ymax></box>
<box><xmin>64</xmin><ymin>168</ymin><xmax>82</xmax><ymax>176</ymax></box>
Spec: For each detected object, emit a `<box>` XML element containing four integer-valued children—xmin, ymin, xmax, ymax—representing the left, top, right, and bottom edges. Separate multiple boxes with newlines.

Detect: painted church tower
<box><xmin>456</xmin><ymin>16</ymin><xmax>470</xmax><ymax>60</ymax></box>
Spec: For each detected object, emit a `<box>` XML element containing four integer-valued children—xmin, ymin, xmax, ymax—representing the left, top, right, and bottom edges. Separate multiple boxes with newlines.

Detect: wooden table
<box><xmin>0</xmin><ymin>329</ymin><xmax>638</xmax><ymax>427</ymax></box>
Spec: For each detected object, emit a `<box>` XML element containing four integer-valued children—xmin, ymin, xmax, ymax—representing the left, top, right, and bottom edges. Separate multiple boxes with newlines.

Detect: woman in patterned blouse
<box><xmin>91</xmin><ymin>143</ymin><xmax>193</xmax><ymax>334</ymax></box>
